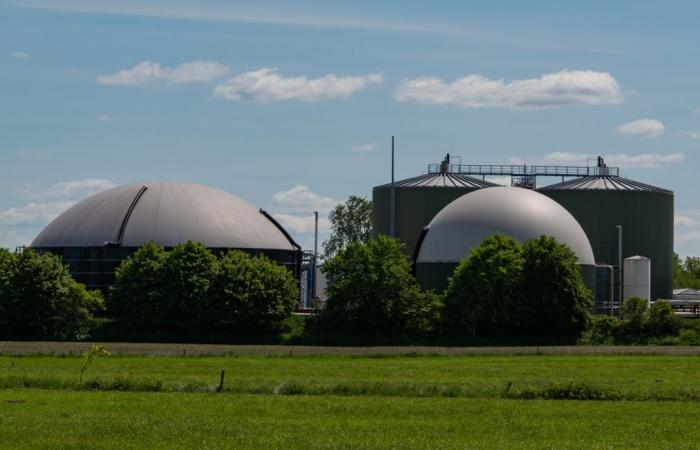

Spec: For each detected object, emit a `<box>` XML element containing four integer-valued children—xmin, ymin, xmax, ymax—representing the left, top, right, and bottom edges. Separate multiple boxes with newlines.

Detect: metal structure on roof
<box><xmin>374</xmin><ymin>172</ymin><xmax>496</xmax><ymax>189</ymax></box>
<box><xmin>428</xmin><ymin>155</ymin><xmax>621</xmax><ymax>189</ymax></box>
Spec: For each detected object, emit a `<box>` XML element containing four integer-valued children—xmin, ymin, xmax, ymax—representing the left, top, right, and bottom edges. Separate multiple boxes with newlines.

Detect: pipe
<box><xmin>390</xmin><ymin>136</ymin><xmax>395</xmax><ymax>237</ymax></box>
<box><xmin>617</xmin><ymin>225</ymin><xmax>623</xmax><ymax>318</ymax></box>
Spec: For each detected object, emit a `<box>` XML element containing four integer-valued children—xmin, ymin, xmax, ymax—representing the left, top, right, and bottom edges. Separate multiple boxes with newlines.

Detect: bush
<box><xmin>578</xmin><ymin>315</ymin><xmax>621</xmax><ymax>345</ymax></box>
<box><xmin>1</xmin><ymin>249</ymin><xmax>103</xmax><ymax>340</ymax></box>
<box><xmin>321</xmin><ymin>236</ymin><xmax>441</xmax><ymax>334</ymax></box>
<box><xmin>648</xmin><ymin>300</ymin><xmax>680</xmax><ymax>336</ymax></box>
<box><xmin>213</xmin><ymin>251</ymin><xmax>299</xmax><ymax>333</ymax></box>
<box><xmin>108</xmin><ymin>242</ymin><xmax>167</xmax><ymax>330</ymax></box>
<box><xmin>443</xmin><ymin>234</ymin><xmax>523</xmax><ymax>336</ymax></box>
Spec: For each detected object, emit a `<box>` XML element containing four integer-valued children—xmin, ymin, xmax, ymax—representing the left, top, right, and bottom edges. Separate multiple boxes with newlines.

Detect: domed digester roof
<box><xmin>538</xmin><ymin>175</ymin><xmax>673</xmax><ymax>301</ymax></box>
<box><xmin>373</xmin><ymin>155</ymin><xmax>497</xmax><ymax>256</ymax></box>
<box><xmin>416</xmin><ymin>186</ymin><xmax>595</xmax><ymax>265</ymax></box>
<box><xmin>31</xmin><ymin>181</ymin><xmax>299</xmax><ymax>250</ymax></box>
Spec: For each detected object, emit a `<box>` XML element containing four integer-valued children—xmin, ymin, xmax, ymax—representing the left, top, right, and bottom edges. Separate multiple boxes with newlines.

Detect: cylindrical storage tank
<box><xmin>373</xmin><ymin>172</ymin><xmax>495</xmax><ymax>256</ymax></box>
<box><xmin>31</xmin><ymin>181</ymin><xmax>302</xmax><ymax>292</ymax></box>
<box><xmin>624</xmin><ymin>255</ymin><xmax>651</xmax><ymax>301</ymax></box>
<box><xmin>414</xmin><ymin>187</ymin><xmax>597</xmax><ymax>294</ymax></box>
<box><xmin>538</xmin><ymin>176</ymin><xmax>673</xmax><ymax>301</ymax></box>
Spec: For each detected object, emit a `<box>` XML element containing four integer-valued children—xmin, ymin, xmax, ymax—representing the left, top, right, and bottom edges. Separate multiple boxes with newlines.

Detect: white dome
<box><xmin>416</xmin><ymin>187</ymin><xmax>595</xmax><ymax>265</ymax></box>
<box><xmin>31</xmin><ymin>181</ymin><xmax>298</xmax><ymax>250</ymax></box>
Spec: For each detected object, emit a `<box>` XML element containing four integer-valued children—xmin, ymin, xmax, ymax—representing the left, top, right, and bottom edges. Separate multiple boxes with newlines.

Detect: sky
<box><xmin>1</xmin><ymin>0</ymin><xmax>699</xmax><ymax>256</ymax></box>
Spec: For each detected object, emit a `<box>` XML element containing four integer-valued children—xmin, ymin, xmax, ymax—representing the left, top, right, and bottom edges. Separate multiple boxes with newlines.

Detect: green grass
<box><xmin>1</xmin><ymin>353</ymin><xmax>700</xmax><ymax>400</ymax></box>
<box><xmin>1</xmin><ymin>390</ymin><xmax>699</xmax><ymax>449</ymax></box>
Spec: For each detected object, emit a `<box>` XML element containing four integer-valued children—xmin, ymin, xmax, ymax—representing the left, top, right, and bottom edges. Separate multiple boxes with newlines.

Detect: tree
<box><xmin>443</xmin><ymin>234</ymin><xmax>524</xmax><ymax>336</ymax></box>
<box><xmin>673</xmin><ymin>253</ymin><xmax>700</xmax><ymax>289</ymax></box>
<box><xmin>321</xmin><ymin>236</ymin><xmax>441</xmax><ymax>334</ymax></box>
<box><xmin>214</xmin><ymin>251</ymin><xmax>298</xmax><ymax>333</ymax></box>
<box><xmin>322</xmin><ymin>196</ymin><xmax>372</xmax><ymax>260</ymax></box>
<box><xmin>159</xmin><ymin>241</ymin><xmax>219</xmax><ymax>330</ymax></box>
<box><xmin>2</xmin><ymin>249</ymin><xmax>103</xmax><ymax>340</ymax></box>
<box><xmin>518</xmin><ymin>236</ymin><xmax>592</xmax><ymax>335</ymax></box>
<box><xmin>0</xmin><ymin>249</ymin><xmax>15</xmax><ymax>330</ymax></box>
<box><xmin>108</xmin><ymin>242</ymin><xmax>167</xmax><ymax>330</ymax></box>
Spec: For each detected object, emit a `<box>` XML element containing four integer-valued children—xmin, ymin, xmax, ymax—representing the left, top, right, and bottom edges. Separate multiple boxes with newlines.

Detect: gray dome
<box><xmin>31</xmin><ymin>181</ymin><xmax>298</xmax><ymax>250</ymax></box>
<box><xmin>416</xmin><ymin>187</ymin><xmax>595</xmax><ymax>265</ymax></box>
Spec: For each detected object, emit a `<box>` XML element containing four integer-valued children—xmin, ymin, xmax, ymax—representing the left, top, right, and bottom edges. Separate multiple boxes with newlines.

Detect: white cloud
<box><xmin>0</xmin><ymin>229</ymin><xmax>33</xmax><ymax>250</ymax></box>
<box><xmin>10</xmin><ymin>50</ymin><xmax>29</xmax><ymax>59</ymax></box>
<box><xmin>394</xmin><ymin>70</ymin><xmax>623</xmax><ymax>110</ymax></box>
<box><xmin>97</xmin><ymin>114</ymin><xmax>111</xmax><ymax>122</ymax></box>
<box><xmin>18</xmin><ymin>178</ymin><xmax>116</xmax><ymax>200</ymax></box>
<box><xmin>213</xmin><ymin>68</ymin><xmax>383</xmax><ymax>102</ymax></box>
<box><xmin>509</xmin><ymin>151</ymin><xmax>684</xmax><ymax>169</ymax></box>
<box><xmin>676</xmin><ymin>230</ymin><xmax>700</xmax><ymax>245</ymax></box>
<box><xmin>269</xmin><ymin>185</ymin><xmax>338</xmax><ymax>241</ymax></box>
<box><xmin>487</xmin><ymin>176</ymin><xmax>512</xmax><ymax>186</ymax></box>
<box><xmin>676</xmin><ymin>215</ymin><xmax>699</xmax><ymax>228</ymax></box>
<box><xmin>272</xmin><ymin>185</ymin><xmax>337</xmax><ymax>214</ymax></box>
<box><xmin>351</xmin><ymin>143</ymin><xmax>377</xmax><ymax>152</ymax></box>
<box><xmin>97</xmin><ymin>60</ymin><xmax>229</xmax><ymax>85</ymax></box>
<box><xmin>681</xmin><ymin>130</ymin><xmax>700</xmax><ymax>140</ymax></box>
<box><xmin>0</xmin><ymin>201</ymin><xmax>76</xmax><ymax>227</ymax></box>
<box><xmin>615</xmin><ymin>119</ymin><xmax>665</xmax><ymax>138</ymax></box>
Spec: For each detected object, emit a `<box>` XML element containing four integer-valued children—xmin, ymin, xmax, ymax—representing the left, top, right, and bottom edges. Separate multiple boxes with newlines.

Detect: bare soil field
<box><xmin>1</xmin><ymin>341</ymin><xmax>700</xmax><ymax>356</ymax></box>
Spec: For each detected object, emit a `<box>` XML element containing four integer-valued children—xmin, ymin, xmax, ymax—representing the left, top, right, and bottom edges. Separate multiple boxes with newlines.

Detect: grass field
<box><xmin>1</xmin><ymin>345</ymin><xmax>700</xmax><ymax>448</ymax></box>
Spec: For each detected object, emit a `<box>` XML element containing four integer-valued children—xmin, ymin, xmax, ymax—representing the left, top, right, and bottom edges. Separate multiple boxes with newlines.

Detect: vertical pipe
<box><xmin>390</xmin><ymin>136</ymin><xmax>395</xmax><ymax>237</ymax></box>
<box><xmin>617</xmin><ymin>225</ymin><xmax>623</xmax><ymax>318</ymax></box>
<box><xmin>312</xmin><ymin>211</ymin><xmax>318</xmax><ymax>301</ymax></box>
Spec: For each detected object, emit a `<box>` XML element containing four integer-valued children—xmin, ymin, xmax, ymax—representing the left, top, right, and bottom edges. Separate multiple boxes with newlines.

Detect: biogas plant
<box><xmin>31</xmin><ymin>154</ymin><xmax>673</xmax><ymax>314</ymax></box>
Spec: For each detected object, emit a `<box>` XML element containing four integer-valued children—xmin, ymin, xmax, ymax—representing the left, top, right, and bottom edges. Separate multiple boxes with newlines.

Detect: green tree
<box><xmin>160</xmin><ymin>241</ymin><xmax>219</xmax><ymax>330</ymax></box>
<box><xmin>108</xmin><ymin>242</ymin><xmax>167</xmax><ymax>330</ymax></box>
<box><xmin>322</xmin><ymin>196</ymin><xmax>372</xmax><ymax>260</ymax></box>
<box><xmin>214</xmin><ymin>251</ymin><xmax>298</xmax><ymax>333</ymax></box>
<box><xmin>518</xmin><ymin>236</ymin><xmax>592</xmax><ymax>335</ymax></box>
<box><xmin>2</xmin><ymin>249</ymin><xmax>103</xmax><ymax>340</ymax></box>
<box><xmin>673</xmin><ymin>253</ymin><xmax>700</xmax><ymax>289</ymax></box>
<box><xmin>443</xmin><ymin>234</ymin><xmax>524</xmax><ymax>336</ymax></box>
<box><xmin>321</xmin><ymin>236</ymin><xmax>441</xmax><ymax>334</ymax></box>
<box><xmin>0</xmin><ymin>249</ymin><xmax>15</xmax><ymax>331</ymax></box>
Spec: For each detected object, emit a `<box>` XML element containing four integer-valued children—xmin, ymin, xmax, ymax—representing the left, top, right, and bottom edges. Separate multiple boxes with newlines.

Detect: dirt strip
<box><xmin>1</xmin><ymin>341</ymin><xmax>699</xmax><ymax>356</ymax></box>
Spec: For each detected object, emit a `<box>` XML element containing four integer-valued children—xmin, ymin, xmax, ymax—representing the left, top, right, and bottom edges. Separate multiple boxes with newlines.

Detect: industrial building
<box><xmin>31</xmin><ymin>181</ymin><xmax>302</xmax><ymax>292</ymax></box>
<box><xmin>373</xmin><ymin>155</ymin><xmax>674</xmax><ymax>309</ymax></box>
<box><xmin>413</xmin><ymin>187</ymin><xmax>597</xmax><ymax>293</ymax></box>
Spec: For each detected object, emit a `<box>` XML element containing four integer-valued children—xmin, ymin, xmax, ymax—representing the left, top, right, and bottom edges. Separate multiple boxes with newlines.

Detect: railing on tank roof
<box><xmin>427</xmin><ymin>163</ymin><xmax>619</xmax><ymax>177</ymax></box>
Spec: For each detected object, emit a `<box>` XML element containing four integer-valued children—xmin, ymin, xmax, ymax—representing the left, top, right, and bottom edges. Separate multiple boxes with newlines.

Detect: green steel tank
<box><xmin>372</xmin><ymin>156</ymin><xmax>496</xmax><ymax>256</ymax></box>
<box><xmin>538</xmin><ymin>175</ymin><xmax>674</xmax><ymax>301</ymax></box>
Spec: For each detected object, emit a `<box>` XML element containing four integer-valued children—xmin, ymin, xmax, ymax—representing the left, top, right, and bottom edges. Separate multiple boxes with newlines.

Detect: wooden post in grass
<box><xmin>217</xmin><ymin>370</ymin><xmax>225</xmax><ymax>393</ymax></box>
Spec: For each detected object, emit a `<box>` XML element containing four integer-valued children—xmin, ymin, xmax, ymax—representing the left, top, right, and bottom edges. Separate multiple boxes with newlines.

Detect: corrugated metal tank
<box><xmin>373</xmin><ymin>172</ymin><xmax>496</xmax><ymax>256</ymax></box>
<box><xmin>538</xmin><ymin>176</ymin><xmax>673</xmax><ymax>301</ymax></box>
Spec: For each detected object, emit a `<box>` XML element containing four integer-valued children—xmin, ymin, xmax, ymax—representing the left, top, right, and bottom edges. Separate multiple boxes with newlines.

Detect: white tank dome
<box><xmin>416</xmin><ymin>187</ymin><xmax>595</xmax><ymax>265</ymax></box>
<box><xmin>31</xmin><ymin>181</ymin><xmax>298</xmax><ymax>250</ymax></box>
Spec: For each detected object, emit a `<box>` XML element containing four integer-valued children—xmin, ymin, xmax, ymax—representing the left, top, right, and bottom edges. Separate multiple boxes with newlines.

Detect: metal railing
<box><xmin>428</xmin><ymin>163</ymin><xmax>619</xmax><ymax>177</ymax></box>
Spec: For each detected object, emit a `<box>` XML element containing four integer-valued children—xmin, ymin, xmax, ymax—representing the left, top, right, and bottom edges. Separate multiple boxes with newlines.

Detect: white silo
<box><xmin>624</xmin><ymin>256</ymin><xmax>651</xmax><ymax>301</ymax></box>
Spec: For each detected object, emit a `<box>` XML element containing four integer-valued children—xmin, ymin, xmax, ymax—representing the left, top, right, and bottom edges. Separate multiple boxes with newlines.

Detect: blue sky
<box><xmin>1</xmin><ymin>0</ymin><xmax>699</xmax><ymax>255</ymax></box>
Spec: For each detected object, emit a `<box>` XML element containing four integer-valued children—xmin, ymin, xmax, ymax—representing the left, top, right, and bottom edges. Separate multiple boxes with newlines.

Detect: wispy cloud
<box><xmin>269</xmin><ymin>185</ymin><xmax>337</xmax><ymax>236</ymax></box>
<box><xmin>681</xmin><ymin>130</ymin><xmax>700</xmax><ymax>140</ymax></box>
<box><xmin>615</xmin><ymin>119</ymin><xmax>665</xmax><ymax>138</ymax></box>
<box><xmin>18</xmin><ymin>179</ymin><xmax>116</xmax><ymax>200</ymax></box>
<box><xmin>10</xmin><ymin>50</ymin><xmax>30</xmax><ymax>59</ymax></box>
<box><xmin>214</xmin><ymin>69</ymin><xmax>383</xmax><ymax>102</ymax></box>
<box><xmin>510</xmin><ymin>151</ymin><xmax>684</xmax><ymax>168</ymax></box>
<box><xmin>676</xmin><ymin>210</ymin><xmax>700</xmax><ymax>248</ymax></box>
<box><xmin>0</xmin><ymin>179</ymin><xmax>116</xmax><ymax>249</ymax></box>
<box><xmin>97</xmin><ymin>60</ymin><xmax>229</xmax><ymax>85</ymax></box>
<box><xmin>351</xmin><ymin>143</ymin><xmax>377</xmax><ymax>152</ymax></box>
<box><xmin>394</xmin><ymin>70</ymin><xmax>623</xmax><ymax>110</ymax></box>
<box><xmin>97</xmin><ymin>114</ymin><xmax>111</xmax><ymax>123</ymax></box>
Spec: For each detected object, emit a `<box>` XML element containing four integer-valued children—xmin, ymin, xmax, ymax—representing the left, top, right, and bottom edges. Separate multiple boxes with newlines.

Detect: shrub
<box><xmin>1</xmin><ymin>249</ymin><xmax>103</xmax><ymax>340</ymax></box>
<box><xmin>578</xmin><ymin>315</ymin><xmax>621</xmax><ymax>345</ymax></box>
<box><xmin>443</xmin><ymin>234</ymin><xmax>524</xmax><ymax>336</ymax></box>
<box><xmin>108</xmin><ymin>242</ymin><xmax>167</xmax><ymax>330</ymax></box>
<box><xmin>214</xmin><ymin>251</ymin><xmax>298</xmax><ymax>333</ymax></box>
<box><xmin>648</xmin><ymin>300</ymin><xmax>680</xmax><ymax>336</ymax></box>
<box><xmin>321</xmin><ymin>236</ymin><xmax>441</xmax><ymax>334</ymax></box>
